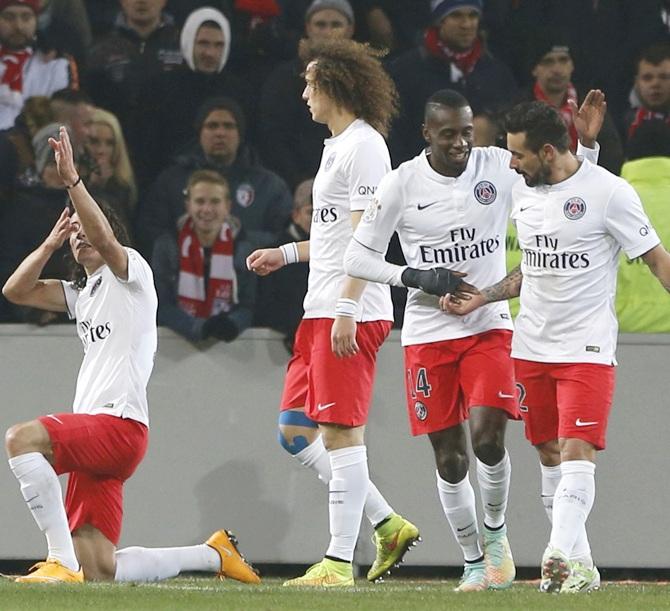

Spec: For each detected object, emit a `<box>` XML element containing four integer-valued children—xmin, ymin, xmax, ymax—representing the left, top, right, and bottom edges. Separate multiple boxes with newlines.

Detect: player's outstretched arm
<box><xmin>2</xmin><ymin>207</ymin><xmax>72</xmax><ymax>311</ymax></box>
<box><xmin>246</xmin><ymin>241</ymin><xmax>309</xmax><ymax>276</ymax></box>
<box><xmin>442</xmin><ymin>265</ymin><xmax>523</xmax><ymax>316</ymax></box>
<box><xmin>49</xmin><ymin>125</ymin><xmax>129</xmax><ymax>280</ymax></box>
<box><xmin>642</xmin><ymin>244</ymin><xmax>670</xmax><ymax>293</ymax></box>
<box><xmin>570</xmin><ymin>89</ymin><xmax>606</xmax><ymax>148</ymax></box>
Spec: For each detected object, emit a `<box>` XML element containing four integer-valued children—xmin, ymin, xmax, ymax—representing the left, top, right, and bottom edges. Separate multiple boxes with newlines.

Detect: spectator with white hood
<box><xmin>137</xmin><ymin>6</ymin><xmax>254</xmax><ymax>188</ymax></box>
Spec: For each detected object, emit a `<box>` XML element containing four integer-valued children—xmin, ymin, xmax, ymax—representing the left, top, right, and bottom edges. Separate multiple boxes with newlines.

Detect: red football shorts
<box><xmin>513</xmin><ymin>359</ymin><xmax>615</xmax><ymax>450</ymax></box>
<box><xmin>403</xmin><ymin>330</ymin><xmax>519</xmax><ymax>436</ymax></box>
<box><xmin>280</xmin><ymin>317</ymin><xmax>392</xmax><ymax>427</ymax></box>
<box><xmin>39</xmin><ymin>413</ymin><xmax>148</xmax><ymax>545</ymax></box>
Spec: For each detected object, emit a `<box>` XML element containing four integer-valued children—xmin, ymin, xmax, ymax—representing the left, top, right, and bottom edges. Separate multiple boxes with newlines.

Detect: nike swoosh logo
<box><xmin>520</xmin><ymin>207</ymin><xmax>530</xmax><ymax>212</ymax></box>
<box><xmin>317</xmin><ymin>402</ymin><xmax>336</xmax><ymax>411</ymax></box>
<box><xmin>384</xmin><ymin>532</ymin><xmax>400</xmax><ymax>552</ymax></box>
<box><xmin>575</xmin><ymin>419</ymin><xmax>598</xmax><ymax>427</ymax></box>
<box><xmin>456</xmin><ymin>522</ymin><xmax>475</xmax><ymax>532</ymax></box>
<box><xmin>417</xmin><ymin>201</ymin><xmax>440</xmax><ymax>211</ymax></box>
<box><xmin>498</xmin><ymin>391</ymin><xmax>515</xmax><ymax>399</ymax></box>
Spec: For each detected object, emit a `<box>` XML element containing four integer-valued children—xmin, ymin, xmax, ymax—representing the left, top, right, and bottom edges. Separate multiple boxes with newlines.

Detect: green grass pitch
<box><xmin>1</xmin><ymin>577</ymin><xmax>669</xmax><ymax>611</ymax></box>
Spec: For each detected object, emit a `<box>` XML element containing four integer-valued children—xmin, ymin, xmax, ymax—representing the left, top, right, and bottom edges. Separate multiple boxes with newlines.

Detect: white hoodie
<box><xmin>180</xmin><ymin>7</ymin><xmax>232</xmax><ymax>73</ymax></box>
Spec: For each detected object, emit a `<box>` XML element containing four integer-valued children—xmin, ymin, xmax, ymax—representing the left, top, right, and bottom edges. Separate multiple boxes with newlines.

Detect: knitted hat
<box><xmin>194</xmin><ymin>96</ymin><xmax>246</xmax><ymax>143</ymax></box>
<box><xmin>430</xmin><ymin>0</ymin><xmax>482</xmax><ymax>24</ymax></box>
<box><xmin>527</xmin><ymin>29</ymin><xmax>572</xmax><ymax>72</ymax></box>
<box><xmin>0</xmin><ymin>0</ymin><xmax>39</xmax><ymax>13</ymax></box>
<box><xmin>305</xmin><ymin>0</ymin><xmax>354</xmax><ymax>24</ymax></box>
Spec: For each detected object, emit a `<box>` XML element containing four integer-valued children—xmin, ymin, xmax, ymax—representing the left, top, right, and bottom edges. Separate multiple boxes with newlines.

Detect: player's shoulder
<box><xmin>125</xmin><ymin>247</ymin><xmax>151</xmax><ymax>268</ymax></box>
<box><xmin>468</xmin><ymin>146</ymin><xmax>515</xmax><ymax>181</ymax></box>
<box><xmin>580</xmin><ymin>160</ymin><xmax>634</xmax><ymax>197</ymax></box>
<box><xmin>471</xmin><ymin>145</ymin><xmax>511</xmax><ymax>163</ymax></box>
<box><xmin>120</xmin><ymin>247</ymin><xmax>154</xmax><ymax>284</ymax></box>
<box><xmin>381</xmin><ymin>153</ymin><xmax>423</xmax><ymax>188</ymax></box>
<box><xmin>350</xmin><ymin>122</ymin><xmax>387</xmax><ymax>149</ymax></box>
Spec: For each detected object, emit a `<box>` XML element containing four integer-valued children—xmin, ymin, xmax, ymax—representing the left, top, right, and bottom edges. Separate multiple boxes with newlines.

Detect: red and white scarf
<box><xmin>628</xmin><ymin>107</ymin><xmax>670</xmax><ymax>139</ymax></box>
<box><xmin>0</xmin><ymin>46</ymin><xmax>32</xmax><ymax>93</ymax></box>
<box><xmin>533</xmin><ymin>81</ymin><xmax>579</xmax><ymax>151</ymax></box>
<box><xmin>177</xmin><ymin>218</ymin><xmax>237</xmax><ymax>318</ymax></box>
<box><xmin>424</xmin><ymin>27</ymin><xmax>483</xmax><ymax>76</ymax></box>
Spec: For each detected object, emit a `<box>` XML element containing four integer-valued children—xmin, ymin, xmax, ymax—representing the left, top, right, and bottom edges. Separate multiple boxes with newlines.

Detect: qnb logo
<box><xmin>357</xmin><ymin>185</ymin><xmax>376</xmax><ymax>196</ymax></box>
<box><xmin>79</xmin><ymin>319</ymin><xmax>112</xmax><ymax>350</ymax></box>
<box><xmin>312</xmin><ymin>206</ymin><xmax>338</xmax><ymax>223</ymax></box>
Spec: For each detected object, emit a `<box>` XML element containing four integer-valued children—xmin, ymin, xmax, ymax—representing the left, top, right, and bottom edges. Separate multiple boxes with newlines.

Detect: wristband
<box><xmin>335</xmin><ymin>298</ymin><xmax>358</xmax><ymax>318</ymax></box>
<box><xmin>279</xmin><ymin>242</ymin><xmax>299</xmax><ymax>265</ymax></box>
<box><xmin>66</xmin><ymin>176</ymin><xmax>82</xmax><ymax>190</ymax></box>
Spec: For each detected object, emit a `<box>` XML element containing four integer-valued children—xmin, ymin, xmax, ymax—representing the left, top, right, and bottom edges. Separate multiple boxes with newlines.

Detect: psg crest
<box><xmin>324</xmin><ymin>152</ymin><xmax>336</xmax><ymax>171</ymax></box>
<box><xmin>474</xmin><ymin>180</ymin><xmax>497</xmax><ymax>205</ymax></box>
<box><xmin>414</xmin><ymin>401</ymin><xmax>428</xmax><ymax>421</ymax></box>
<box><xmin>563</xmin><ymin>197</ymin><xmax>586</xmax><ymax>220</ymax></box>
<box><xmin>236</xmin><ymin>183</ymin><xmax>255</xmax><ymax>208</ymax></box>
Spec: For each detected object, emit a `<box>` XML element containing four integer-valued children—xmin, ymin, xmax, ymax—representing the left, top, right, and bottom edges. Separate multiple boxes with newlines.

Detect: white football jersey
<box><xmin>354</xmin><ymin>147</ymin><xmax>517</xmax><ymax>345</ymax></box>
<box><xmin>303</xmin><ymin>119</ymin><xmax>393</xmax><ymax>322</ymax></box>
<box><xmin>62</xmin><ymin>248</ymin><xmax>158</xmax><ymax>425</ymax></box>
<box><xmin>511</xmin><ymin>159</ymin><xmax>660</xmax><ymax>365</ymax></box>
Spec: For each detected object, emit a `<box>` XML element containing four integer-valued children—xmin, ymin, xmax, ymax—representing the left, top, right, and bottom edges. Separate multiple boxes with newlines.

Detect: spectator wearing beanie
<box><xmin>258</xmin><ymin>0</ymin><xmax>354</xmax><ymax>189</ymax></box>
<box><xmin>515</xmin><ymin>32</ymin><xmax>624</xmax><ymax>174</ymax></box>
<box><xmin>0</xmin><ymin>0</ymin><xmax>75</xmax><ymax>130</ymax></box>
<box><xmin>387</xmin><ymin>0</ymin><xmax>516</xmax><ymax>165</ymax></box>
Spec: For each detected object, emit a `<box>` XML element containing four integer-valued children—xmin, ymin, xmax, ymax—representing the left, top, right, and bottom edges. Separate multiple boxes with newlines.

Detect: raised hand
<box><xmin>48</xmin><ymin>126</ymin><xmax>79</xmax><ymax>186</ymax></box>
<box><xmin>43</xmin><ymin>207</ymin><xmax>75</xmax><ymax>252</ymax></box>
<box><xmin>246</xmin><ymin>248</ymin><xmax>285</xmax><ymax>276</ymax></box>
<box><xmin>570</xmin><ymin>89</ymin><xmax>606</xmax><ymax>147</ymax></box>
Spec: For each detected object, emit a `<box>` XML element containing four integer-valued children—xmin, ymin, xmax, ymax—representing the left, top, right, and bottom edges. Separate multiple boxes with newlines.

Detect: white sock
<box><xmin>364</xmin><ymin>481</ymin><xmax>394</xmax><ymax>526</ymax></box>
<box><xmin>549</xmin><ymin>460</ymin><xmax>596</xmax><ymax>556</ymax></box>
<box><xmin>9</xmin><ymin>452</ymin><xmax>79</xmax><ymax>571</ymax></box>
<box><xmin>541</xmin><ymin>462</ymin><xmax>593</xmax><ymax>568</ymax></box>
<box><xmin>436</xmin><ymin>472</ymin><xmax>482</xmax><ymax>562</ymax></box>
<box><xmin>476</xmin><ymin>450</ymin><xmax>511</xmax><ymax>529</ymax></box>
<box><xmin>294</xmin><ymin>436</ymin><xmax>331</xmax><ymax>483</ymax></box>
<box><xmin>115</xmin><ymin>545</ymin><xmax>219</xmax><ymax>582</ymax></box>
<box><xmin>540</xmin><ymin>463</ymin><xmax>562</xmax><ymax>522</ymax></box>
<box><xmin>295</xmin><ymin>436</ymin><xmax>392</xmax><ymax>526</ymax></box>
<box><xmin>325</xmin><ymin>446</ymin><xmax>368</xmax><ymax>562</ymax></box>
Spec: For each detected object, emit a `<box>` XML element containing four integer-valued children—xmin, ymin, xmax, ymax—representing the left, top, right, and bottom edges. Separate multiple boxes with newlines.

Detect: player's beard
<box><xmin>523</xmin><ymin>162</ymin><xmax>552</xmax><ymax>187</ymax></box>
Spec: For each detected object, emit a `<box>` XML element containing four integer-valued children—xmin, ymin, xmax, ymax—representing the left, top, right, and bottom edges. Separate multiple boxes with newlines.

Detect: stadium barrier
<box><xmin>0</xmin><ymin>325</ymin><xmax>667</xmax><ymax>570</ymax></box>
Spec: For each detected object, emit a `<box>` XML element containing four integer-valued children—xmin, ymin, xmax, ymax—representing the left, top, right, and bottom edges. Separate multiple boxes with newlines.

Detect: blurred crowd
<box><xmin>0</xmin><ymin>0</ymin><xmax>668</xmax><ymax>344</ymax></box>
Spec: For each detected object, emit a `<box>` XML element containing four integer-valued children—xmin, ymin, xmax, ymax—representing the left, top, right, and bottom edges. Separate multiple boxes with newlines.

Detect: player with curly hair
<box><xmin>247</xmin><ymin>38</ymin><xmax>419</xmax><ymax>587</ymax></box>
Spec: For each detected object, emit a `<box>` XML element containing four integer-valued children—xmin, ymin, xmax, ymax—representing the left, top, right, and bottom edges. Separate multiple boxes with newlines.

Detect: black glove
<box><xmin>202</xmin><ymin>313</ymin><xmax>240</xmax><ymax>342</ymax></box>
<box><xmin>401</xmin><ymin>266</ymin><xmax>463</xmax><ymax>297</ymax></box>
